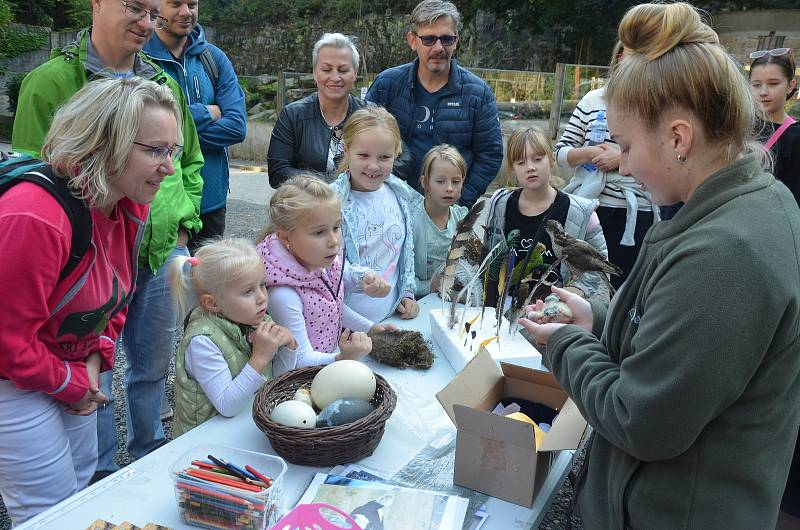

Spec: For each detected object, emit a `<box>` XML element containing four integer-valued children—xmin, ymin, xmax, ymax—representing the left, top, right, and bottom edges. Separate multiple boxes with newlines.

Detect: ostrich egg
<box><xmin>310</xmin><ymin>360</ymin><xmax>376</xmax><ymax>410</ymax></box>
<box><xmin>270</xmin><ymin>400</ymin><xmax>317</xmax><ymax>429</ymax></box>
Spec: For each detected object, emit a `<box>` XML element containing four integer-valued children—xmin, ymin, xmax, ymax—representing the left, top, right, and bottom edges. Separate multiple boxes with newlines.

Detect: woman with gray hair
<box><xmin>267</xmin><ymin>32</ymin><xmax>372</xmax><ymax>187</ymax></box>
<box><xmin>0</xmin><ymin>76</ymin><xmax>181</xmax><ymax>525</ymax></box>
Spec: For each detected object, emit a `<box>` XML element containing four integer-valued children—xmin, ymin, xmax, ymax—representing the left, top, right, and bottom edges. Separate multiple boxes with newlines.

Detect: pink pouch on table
<box><xmin>270</xmin><ymin>503</ymin><xmax>363</xmax><ymax>530</ymax></box>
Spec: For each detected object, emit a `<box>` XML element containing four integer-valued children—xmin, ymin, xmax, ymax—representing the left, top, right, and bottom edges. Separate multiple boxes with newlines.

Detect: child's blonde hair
<box><xmin>419</xmin><ymin>144</ymin><xmax>467</xmax><ymax>193</ymax></box>
<box><xmin>505</xmin><ymin>127</ymin><xmax>555</xmax><ymax>173</ymax></box>
<box><xmin>258</xmin><ymin>175</ymin><xmax>342</xmax><ymax>241</ymax></box>
<box><xmin>169</xmin><ymin>238</ymin><xmax>264</xmax><ymax>319</ymax></box>
<box><xmin>337</xmin><ymin>106</ymin><xmax>403</xmax><ymax>173</ymax></box>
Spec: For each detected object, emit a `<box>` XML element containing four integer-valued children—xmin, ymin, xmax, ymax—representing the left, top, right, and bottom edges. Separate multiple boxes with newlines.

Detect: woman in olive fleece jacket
<box><xmin>521</xmin><ymin>4</ymin><xmax>800</xmax><ymax>529</ymax></box>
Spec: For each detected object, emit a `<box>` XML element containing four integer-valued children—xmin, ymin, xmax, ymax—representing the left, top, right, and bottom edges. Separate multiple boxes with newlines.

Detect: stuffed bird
<box><xmin>544</xmin><ymin>219</ymin><xmax>622</xmax><ymax>289</ymax></box>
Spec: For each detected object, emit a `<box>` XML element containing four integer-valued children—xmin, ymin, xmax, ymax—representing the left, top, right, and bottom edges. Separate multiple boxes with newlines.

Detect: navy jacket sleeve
<box><xmin>189</xmin><ymin>46</ymin><xmax>247</xmax><ymax>149</ymax></box>
<box><xmin>461</xmin><ymin>86</ymin><xmax>503</xmax><ymax>206</ymax></box>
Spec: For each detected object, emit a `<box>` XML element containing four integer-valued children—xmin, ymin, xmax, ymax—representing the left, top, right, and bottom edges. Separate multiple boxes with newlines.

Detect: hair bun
<box><xmin>619</xmin><ymin>2</ymin><xmax>718</xmax><ymax>61</ymax></box>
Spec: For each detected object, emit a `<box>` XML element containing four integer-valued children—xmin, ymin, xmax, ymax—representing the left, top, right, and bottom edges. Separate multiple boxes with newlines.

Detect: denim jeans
<box><xmin>96</xmin><ymin>245</ymin><xmax>188</xmax><ymax>471</ymax></box>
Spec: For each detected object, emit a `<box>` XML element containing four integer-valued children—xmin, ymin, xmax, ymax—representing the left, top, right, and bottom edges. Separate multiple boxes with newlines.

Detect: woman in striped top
<box><xmin>554</xmin><ymin>42</ymin><xmax>660</xmax><ymax>289</ymax></box>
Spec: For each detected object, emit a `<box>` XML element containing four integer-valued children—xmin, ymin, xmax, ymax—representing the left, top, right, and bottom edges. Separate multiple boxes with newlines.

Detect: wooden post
<box><xmin>548</xmin><ymin>63</ymin><xmax>566</xmax><ymax>140</ymax></box>
<box><xmin>276</xmin><ymin>71</ymin><xmax>286</xmax><ymax>116</ymax></box>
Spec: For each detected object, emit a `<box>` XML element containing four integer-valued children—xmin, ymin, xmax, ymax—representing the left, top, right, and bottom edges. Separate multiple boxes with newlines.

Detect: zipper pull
<box><xmin>194</xmin><ymin>77</ymin><xmax>200</xmax><ymax>100</ymax></box>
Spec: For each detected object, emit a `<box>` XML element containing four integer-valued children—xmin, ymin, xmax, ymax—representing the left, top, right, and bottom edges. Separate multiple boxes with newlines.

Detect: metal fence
<box><xmin>547</xmin><ymin>64</ymin><xmax>609</xmax><ymax>140</ymax></box>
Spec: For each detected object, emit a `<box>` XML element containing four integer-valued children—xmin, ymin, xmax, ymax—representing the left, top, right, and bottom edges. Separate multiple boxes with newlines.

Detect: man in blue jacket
<box><xmin>366</xmin><ymin>0</ymin><xmax>503</xmax><ymax>206</ymax></box>
<box><xmin>145</xmin><ymin>0</ymin><xmax>246</xmax><ymax>251</ymax></box>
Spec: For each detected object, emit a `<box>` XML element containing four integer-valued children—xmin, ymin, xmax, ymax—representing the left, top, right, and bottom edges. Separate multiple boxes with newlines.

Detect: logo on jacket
<box><xmin>446</xmin><ymin>101</ymin><xmax>460</xmax><ymax>107</ymax></box>
<box><xmin>627</xmin><ymin>307</ymin><xmax>641</xmax><ymax>325</ymax></box>
<box><xmin>57</xmin><ymin>273</ymin><xmax>127</xmax><ymax>339</ymax></box>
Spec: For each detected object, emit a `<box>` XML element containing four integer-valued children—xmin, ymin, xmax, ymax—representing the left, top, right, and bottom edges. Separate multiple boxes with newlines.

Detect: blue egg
<box><xmin>316</xmin><ymin>398</ymin><xmax>374</xmax><ymax>427</ymax></box>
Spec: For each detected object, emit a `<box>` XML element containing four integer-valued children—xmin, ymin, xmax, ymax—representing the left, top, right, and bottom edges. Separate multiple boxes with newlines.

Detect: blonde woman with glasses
<box><xmin>0</xmin><ymin>77</ymin><xmax>181</xmax><ymax>526</ymax></box>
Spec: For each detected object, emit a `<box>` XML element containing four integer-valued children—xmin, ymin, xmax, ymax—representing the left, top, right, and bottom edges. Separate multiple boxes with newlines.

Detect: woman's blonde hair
<box><xmin>258</xmin><ymin>174</ymin><xmax>341</xmax><ymax>240</ymax></box>
<box><xmin>337</xmin><ymin>106</ymin><xmax>403</xmax><ymax>173</ymax></box>
<box><xmin>419</xmin><ymin>144</ymin><xmax>467</xmax><ymax>192</ymax></box>
<box><xmin>505</xmin><ymin>127</ymin><xmax>554</xmax><ymax>173</ymax></box>
<box><xmin>607</xmin><ymin>2</ymin><xmax>754</xmax><ymax>161</ymax></box>
<box><xmin>41</xmin><ymin>77</ymin><xmax>182</xmax><ymax>209</ymax></box>
<box><xmin>169</xmin><ymin>238</ymin><xmax>264</xmax><ymax>319</ymax></box>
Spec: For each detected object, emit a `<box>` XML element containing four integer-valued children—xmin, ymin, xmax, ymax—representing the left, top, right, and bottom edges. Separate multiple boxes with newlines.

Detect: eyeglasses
<box><xmin>749</xmin><ymin>48</ymin><xmax>791</xmax><ymax>59</ymax></box>
<box><xmin>413</xmin><ymin>33</ymin><xmax>458</xmax><ymax>47</ymax></box>
<box><xmin>118</xmin><ymin>1</ymin><xmax>168</xmax><ymax>29</ymax></box>
<box><xmin>134</xmin><ymin>141</ymin><xmax>183</xmax><ymax>162</ymax></box>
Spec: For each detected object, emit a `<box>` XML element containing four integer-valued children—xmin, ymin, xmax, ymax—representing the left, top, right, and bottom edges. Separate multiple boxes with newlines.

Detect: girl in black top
<box><xmin>749</xmin><ymin>47</ymin><xmax>800</xmax><ymax>525</ymax></box>
<box><xmin>749</xmin><ymin>48</ymin><xmax>800</xmax><ymax>204</ymax></box>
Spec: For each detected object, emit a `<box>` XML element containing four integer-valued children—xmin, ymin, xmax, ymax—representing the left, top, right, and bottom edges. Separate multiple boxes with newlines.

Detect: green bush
<box><xmin>6</xmin><ymin>71</ymin><xmax>26</xmax><ymax>115</ymax></box>
<box><xmin>0</xmin><ymin>28</ymin><xmax>47</xmax><ymax>58</ymax></box>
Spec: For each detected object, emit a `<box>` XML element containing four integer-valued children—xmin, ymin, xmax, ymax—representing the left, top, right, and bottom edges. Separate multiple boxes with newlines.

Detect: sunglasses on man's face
<box><xmin>414</xmin><ymin>33</ymin><xmax>458</xmax><ymax>47</ymax></box>
<box><xmin>749</xmin><ymin>47</ymin><xmax>791</xmax><ymax>59</ymax></box>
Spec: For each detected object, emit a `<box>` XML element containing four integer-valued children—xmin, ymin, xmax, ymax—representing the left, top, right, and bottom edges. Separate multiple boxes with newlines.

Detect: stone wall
<box><xmin>205</xmin><ymin>15</ymin><xmax>414</xmax><ymax>77</ymax></box>
<box><xmin>713</xmin><ymin>9</ymin><xmax>800</xmax><ymax>69</ymax></box>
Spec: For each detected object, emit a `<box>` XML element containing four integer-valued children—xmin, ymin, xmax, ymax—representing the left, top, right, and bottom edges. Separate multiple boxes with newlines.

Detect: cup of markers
<box><xmin>170</xmin><ymin>444</ymin><xmax>287</xmax><ymax>530</ymax></box>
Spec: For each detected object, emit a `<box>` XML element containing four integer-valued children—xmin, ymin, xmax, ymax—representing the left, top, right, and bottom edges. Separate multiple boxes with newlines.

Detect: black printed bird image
<box><xmin>544</xmin><ymin>219</ymin><xmax>622</xmax><ymax>291</ymax></box>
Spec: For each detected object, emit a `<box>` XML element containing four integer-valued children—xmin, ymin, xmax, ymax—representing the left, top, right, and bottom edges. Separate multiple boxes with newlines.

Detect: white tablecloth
<box><xmin>17</xmin><ymin>294</ymin><xmax>572</xmax><ymax>530</ymax></box>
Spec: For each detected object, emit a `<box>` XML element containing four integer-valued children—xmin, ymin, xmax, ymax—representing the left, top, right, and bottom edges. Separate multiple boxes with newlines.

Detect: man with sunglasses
<box><xmin>366</xmin><ymin>0</ymin><xmax>502</xmax><ymax>206</ymax></box>
<box><xmin>12</xmin><ymin>0</ymin><xmax>204</xmax><ymax>482</ymax></box>
<box><xmin>144</xmin><ymin>0</ymin><xmax>246</xmax><ymax>253</ymax></box>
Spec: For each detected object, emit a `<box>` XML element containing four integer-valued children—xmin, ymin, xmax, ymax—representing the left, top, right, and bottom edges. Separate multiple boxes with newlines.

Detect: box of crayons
<box><xmin>169</xmin><ymin>444</ymin><xmax>287</xmax><ymax>530</ymax></box>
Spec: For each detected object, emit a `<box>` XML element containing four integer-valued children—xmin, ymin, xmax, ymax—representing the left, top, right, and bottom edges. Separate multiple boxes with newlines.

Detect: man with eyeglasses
<box><xmin>366</xmin><ymin>0</ymin><xmax>502</xmax><ymax>206</ymax></box>
<box><xmin>12</xmin><ymin>0</ymin><xmax>204</xmax><ymax>482</ymax></box>
<box><xmin>144</xmin><ymin>0</ymin><xmax>246</xmax><ymax>254</ymax></box>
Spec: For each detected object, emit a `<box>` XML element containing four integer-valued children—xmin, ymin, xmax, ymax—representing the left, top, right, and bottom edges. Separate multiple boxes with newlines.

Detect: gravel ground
<box><xmin>0</xmin><ymin>197</ymin><xmax>581</xmax><ymax>530</ymax></box>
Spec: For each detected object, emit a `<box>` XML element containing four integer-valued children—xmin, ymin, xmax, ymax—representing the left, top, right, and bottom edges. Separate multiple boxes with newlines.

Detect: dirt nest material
<box><xmin>368</xmin><ymin>329</ymin><xmax>435</xmax><ymax>369</ymax></box>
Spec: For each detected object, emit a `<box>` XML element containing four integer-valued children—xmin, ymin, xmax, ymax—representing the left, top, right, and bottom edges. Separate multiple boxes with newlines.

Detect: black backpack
<box><xmin>0</xmin><ymin>154</ymin><xmax>91</xmax><ymax>281</ymax></box>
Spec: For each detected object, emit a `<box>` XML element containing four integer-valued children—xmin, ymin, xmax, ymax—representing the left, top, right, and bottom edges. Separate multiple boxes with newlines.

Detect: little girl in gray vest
<box><xmin>167</xmin><ymin>239</ymin><xmax>297</xmax><ymax>436</ymax></box>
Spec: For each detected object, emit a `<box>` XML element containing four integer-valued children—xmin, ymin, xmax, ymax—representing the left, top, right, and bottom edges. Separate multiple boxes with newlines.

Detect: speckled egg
<box><xmin>310</xmin><ymin>360</ymin><xmax>377</xmax><ymax>410</ymax></box>
<box><xmin>316</xmin><ymin>398</ymin><xmax>374</xmax><ymax>427</ymax></box>
<box><xmin>270</xmin><ymin>400</ymin><xmax>317</xmax><ymax>429</ymax></box>
<box><xmin>292</xmin><ymin>388</ymin><xmax>314</xmax><ymax>407</ymax></box>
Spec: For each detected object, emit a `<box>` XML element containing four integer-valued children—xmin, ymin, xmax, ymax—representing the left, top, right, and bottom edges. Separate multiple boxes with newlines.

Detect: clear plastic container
<box><xmin>169</xmin><ymin>444</ymin><xmax>287</xmax><ymax>530</ymax></box>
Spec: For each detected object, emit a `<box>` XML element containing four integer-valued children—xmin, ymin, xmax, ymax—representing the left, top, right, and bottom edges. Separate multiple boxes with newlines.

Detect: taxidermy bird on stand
<box><xmin>543</xmin><ymin>219</ymin><xmax>622</xmax><ymax>294</ymax></box>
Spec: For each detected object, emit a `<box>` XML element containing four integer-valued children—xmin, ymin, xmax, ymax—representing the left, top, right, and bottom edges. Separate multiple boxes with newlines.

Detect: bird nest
<box><xmin>368</xmin><ymin>329</ymin><xmax>435</xmax><ymax>369</ymax></box>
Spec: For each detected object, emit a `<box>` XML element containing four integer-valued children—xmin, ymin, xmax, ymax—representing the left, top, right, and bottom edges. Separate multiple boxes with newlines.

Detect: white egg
<box><xmin>270</xmin><ymin>400</ymin><xmax>317</xmax><ymax>429</ymax></box>
<box><xmin>310</xmin><ymin>360</ymin><xmax>377</xmax><ymax>410</ymax></box>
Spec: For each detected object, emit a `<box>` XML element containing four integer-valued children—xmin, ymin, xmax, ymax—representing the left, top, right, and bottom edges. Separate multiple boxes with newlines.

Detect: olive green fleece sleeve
<box><xmin>546</xmin><ymin>237</ymin><xmax>783</xmax><ymax>463</ymax></box>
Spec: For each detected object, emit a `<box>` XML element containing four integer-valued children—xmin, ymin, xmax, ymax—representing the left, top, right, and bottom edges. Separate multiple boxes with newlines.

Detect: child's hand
<box><xmin>362</xmin><ymin>272</ymin><xmax>390</xmax><ymax>298</ymax></box>
<box><xmin>250</xmin><ymin>322</ymin><xmax>294</xmax><ymax>372</ymax></box>
<box><xmin>396</xmin><ymin>297</ymin><xmax>419</xmax><ymax>320</ymax></box>
<box><xmin>337</xmin><ymin>328</ymin><xmax>372</xmax><ymax>361</ymax></box>
<box><xmin>368</xmin><ymin>323</ymin><xmax>398</xmax><ymax>335</ymax></box>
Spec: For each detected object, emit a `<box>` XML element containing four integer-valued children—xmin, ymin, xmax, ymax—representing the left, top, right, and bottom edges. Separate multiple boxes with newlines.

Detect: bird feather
<box><xmin>441</xmin><ymin>200</ymin><xmax>485</xmax><ymax>302</ymax></box>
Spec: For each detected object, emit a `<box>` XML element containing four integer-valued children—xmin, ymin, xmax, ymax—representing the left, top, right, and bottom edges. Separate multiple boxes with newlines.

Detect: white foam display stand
<box><xmin>429</xmin><ymin>306</ymin><xmax>543</xmax><ymax>372</ymax></box>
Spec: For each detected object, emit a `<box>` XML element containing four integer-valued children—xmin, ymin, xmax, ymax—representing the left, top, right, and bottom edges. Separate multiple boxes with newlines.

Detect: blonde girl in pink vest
<box><xmin>257</xmin><ymin>175</ymin><xmax>394</xmax><ymax>375</ymax></box>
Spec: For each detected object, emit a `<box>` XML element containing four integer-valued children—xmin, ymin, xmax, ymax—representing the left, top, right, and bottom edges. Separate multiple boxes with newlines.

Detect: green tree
<box><xmin>8</xmin><ymin>0</ymin><xmax>90</xmax><ymax>29</ymax></box>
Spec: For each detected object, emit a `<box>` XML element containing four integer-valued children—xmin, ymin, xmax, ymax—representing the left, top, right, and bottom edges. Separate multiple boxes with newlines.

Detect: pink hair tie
<box><xmin>187</xmin><ymin>257</ymin><xmax>199</xmax><ymax>266</ymax></box>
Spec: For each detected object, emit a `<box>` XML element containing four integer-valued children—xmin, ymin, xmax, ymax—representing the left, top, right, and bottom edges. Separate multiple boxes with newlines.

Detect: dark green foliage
<box><xmin>0</xmin><ymin>28</ymin><xmax>46</xmax><ymax>59</ymax></box>
<box><xmin>8</xmin><ymin>0</ymin><xmax>90</xmax><ymax>30</ymax></box>
<box><xmin>6</xmin><ymin>72</ymin><xmax>26</xmax><ymax>115</ymax></box>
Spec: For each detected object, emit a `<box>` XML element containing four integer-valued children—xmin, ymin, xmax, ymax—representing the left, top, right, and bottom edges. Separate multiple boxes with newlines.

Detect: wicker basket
<box><xmin>252</xmin><ymin>366</ymin><xmax>397</xmax><ymax>466</ymax></box>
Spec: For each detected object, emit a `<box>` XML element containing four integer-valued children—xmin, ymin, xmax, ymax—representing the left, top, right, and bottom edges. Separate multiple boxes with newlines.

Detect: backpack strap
<box><xmin>765</xmin><ymin>116</ymin><xmax>797</xmax><ymax>151</ymax></box>
<box><xmin>0</xmin><ymin>162</ymin><xmax>92</xmax><ymax>281</ymax></box>
<box><xmin>198</xmin><ymin>47</ymin><xmax>219</xmax><ymax>88</ymax></box>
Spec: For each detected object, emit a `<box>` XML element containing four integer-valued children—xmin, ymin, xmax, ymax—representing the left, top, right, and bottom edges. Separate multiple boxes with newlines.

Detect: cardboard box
<box><xmin>436</xmin><ymin>349</ymin><xmax>587</xmax><ymax>507</ymax></box>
